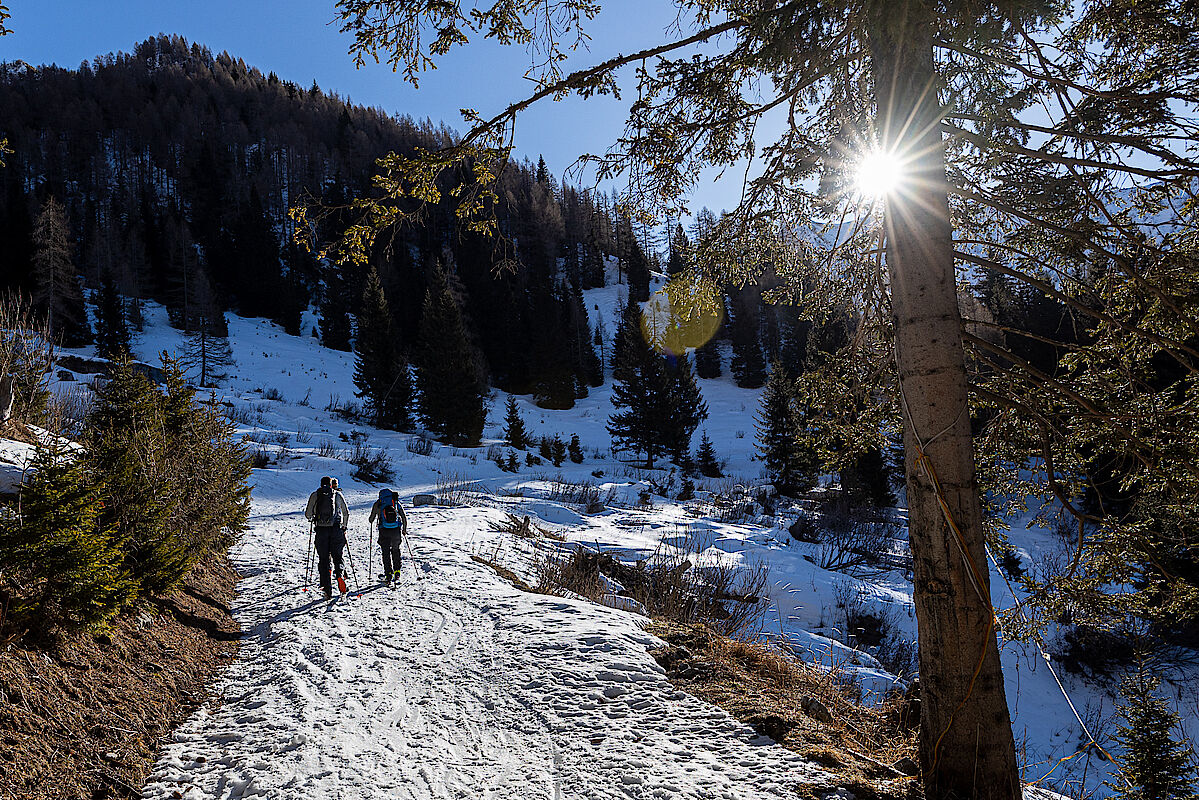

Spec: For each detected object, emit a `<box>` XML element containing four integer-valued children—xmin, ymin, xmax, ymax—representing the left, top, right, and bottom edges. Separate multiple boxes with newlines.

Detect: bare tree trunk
<box><xmin>866</xmin><ymin>6</ymin><xmax>1019</xmax><ymax>800</ymax></box>
<box><xmin>0</xmin><ymin>375</ymin><xmax>13</xmax><ymax>423</ymax></box>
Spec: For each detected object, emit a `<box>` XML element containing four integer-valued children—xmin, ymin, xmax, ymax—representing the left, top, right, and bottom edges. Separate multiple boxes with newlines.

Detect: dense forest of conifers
<box><xmin>0</xmin><ymin>34</ymin><xmax>860</xmax><ymax>408</ymax></box>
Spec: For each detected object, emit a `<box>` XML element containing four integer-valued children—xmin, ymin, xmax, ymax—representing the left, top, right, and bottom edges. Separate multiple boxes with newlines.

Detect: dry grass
<box><xmin>0</xmin><ymin>555</ymin><xmax>241</xmax><ymax>800</ymax></box>
<box><xmin>647</xmin><ymin>620</ymin><xmax>919</xmax><ymax>800</ymax></box>
<box><xmin>487</xmin><ymin>512</ymin><xmax>566</xmax><ymax>541</ymax></box>
<box><xmin>470</xmin><ymin>554</ymin><xmax>535</xmax><ymax>593</ymax></box>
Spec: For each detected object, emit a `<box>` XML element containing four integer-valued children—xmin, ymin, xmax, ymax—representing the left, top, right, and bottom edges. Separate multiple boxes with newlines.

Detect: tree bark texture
<box><xmin>866</xmin><ymin>6</ymin><xmax>1020</xmax><ymax>799</ymax></box>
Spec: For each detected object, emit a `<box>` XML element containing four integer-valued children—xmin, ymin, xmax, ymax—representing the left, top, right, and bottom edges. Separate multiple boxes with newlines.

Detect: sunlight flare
<box><xmin>855</xmin><ymin>149</ymin><xmax>904</xmax><ymax>200</ymax></box>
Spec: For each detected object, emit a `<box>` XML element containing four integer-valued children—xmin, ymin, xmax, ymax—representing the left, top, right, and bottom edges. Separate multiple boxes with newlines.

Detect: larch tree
<box><xmin>33</xmin><ymin>196</ymin><xmax>90</xmax><ymax>347</ymax></box>
<box><xmin>326</xmin><ymin>1</ymin><xmax>1199</xmax><ymax>796</ymax></box>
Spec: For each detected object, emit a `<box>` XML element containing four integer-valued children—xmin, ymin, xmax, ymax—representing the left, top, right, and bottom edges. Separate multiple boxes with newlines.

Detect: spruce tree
<box><xmin>607</xmin><ymin>300</ymin><xmax>669</xmax><ymax>467</ymax></box>
<box><xmin>32</xmin><ymin>196</ymin><xmax>91</xmax><ymax>346</ymax></box>
<box><xmin>0</xmin><ymin>446</ymin><xmax>136</xmax><ymax>636</ymax></box>
<box><xmin>663</xmin><ymin>355</ymin><xmax>708</xmax><ymax>464</ymax></box>
<box><xmin>729</xmin><ymin>288</ymin><xmax>766</xmax><ymax>389</ymax></box>
<box><xmin>353</xmin><ymin>266</ymin><xmax>411</xmax><ymax>430</ymax></box>
<box><xmin>414</xmin><ymin>266</ymin><xmax>487</xmax><ymax>446</ymax></box>
<box><xmin>320</xmin><ymin>263</ymin><xmax>354</xmax><ymax>351</ymax></box>
<box><xmin>695</xmin><ymin>334</ymin><xmax>722</xmax><ymax>379</ymax></box>
<box><xmin>568</xmin><ymin>433</ymin><xmax>584</xmax><ymax>463</ymax></box>
<box><xmin>1109</xmin><ymin>666</ymin><xmax>1199</xmax><ymax>800</ymax></box>
<box><xmin>550</xmin><ymin>434</ymin><xmax>567</xmax><ymax>467</ymax></box>
<box><xmin>756</xmin><ymin>364</ymin><xmax>817</xmax><ymax>496</ymax></box>
<box><xmin>94</xmin><ymin>272</ymin><xmax>131</xmax><ymax>360</ymax></box>
<box><xmin>696</xmin><ymin>431</ymin><xmax>722</xmax><ymax>478</ymax></box>
<box><xmin>503</xmin><ymin>395</ymin><xmax>529</xmax><ymax>449</ymax></box>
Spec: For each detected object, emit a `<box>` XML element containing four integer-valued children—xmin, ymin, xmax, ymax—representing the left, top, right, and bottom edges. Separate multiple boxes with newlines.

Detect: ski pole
<box><xmin>404</xmin><ymin>527</ymin><xmax>422</xmax><ymax>583</ymax></box>
<box><xmin>304</xmin><ymin>521</ymin><xmax>314</xmax><ymax>592</ymax></box>
<box><xmin>345</xmin><ymin>529</ymin><xmax>361</xmax><ymax>594</ymax></box>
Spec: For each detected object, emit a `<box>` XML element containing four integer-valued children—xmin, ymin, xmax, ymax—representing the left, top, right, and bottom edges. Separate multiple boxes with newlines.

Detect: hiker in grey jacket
<box><xmin>305</xmin><ymin>476</ymin><xmax>351</xmax><ymax>598</ymax></box>
<box><xmin>368</xmin><ymin>488</ymin><xmax>407</xmax><ymax>583</ymax></box>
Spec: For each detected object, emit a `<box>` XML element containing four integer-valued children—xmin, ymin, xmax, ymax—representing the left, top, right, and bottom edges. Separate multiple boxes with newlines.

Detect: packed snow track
<box><xmin>140</xmin><ymin>482</ymin><xmax>837</xmax><ymax>800</ymax></box>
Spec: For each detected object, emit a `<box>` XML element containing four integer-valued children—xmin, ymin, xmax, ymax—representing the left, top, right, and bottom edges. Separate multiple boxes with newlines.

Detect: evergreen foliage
<box><xmin>663</xmin><ymin>354</ymin><xmax>708</xmax><ymax>463</ymax></box>
<box><xmin>696</xmin><ymin>431</ymin><xmax>722</xmax><ymax>478</ymax></box>
<box><xmin>414</xmin><ymin>267</ymin><xmax>487</xmax><ymax>446</ymax></box>
<box><xmin>94</xmin><ymin>272</ymin><xmax>131</xmax><ymax>360</ymax></box>
<box><xmin>608</xmin><ymin>301</ymin><xmax>708</xmax><ymax>467</ymax></box>
<box><xmin>1109</xmin><ymin>666</ymin><xmax>1199</xmax><ymax>800</ymax></box>
<box><xmin>502</xmin><ymin>396</ymin><xmax>529</xmax><ymax>449</ymax></box>
<box><xmin>0</xmin><ymin>446</ymin><xmax>136</xmax><ymax>637</ymax></box>
<box><xmin>353</xmin><ymin>266</ymin><xmax>412</xmax><ymax>430</ymax></box>
<box><xmin>694</xmin><ymin>335</ymin><xmax>722</xmax><ymax>379</ymax></box>
<box><xmin>568</xmin><ymin>433</ymin><xmax>584</xmax><ymax>463</ymax></box>
<box><xmin>756</xmin><ymin>364</ymin><xmax>818</xmax><ymax>496</ymax></box>
<box><xmin>85</xmin><ymin>356</ymin><xmax>252</xmax><ymax>596</ymax></box>
<box><xmin>549</xmin><ymin>435</ymin><xmax>567</xmax><ymax>466</ymax></box>
<box><xmin>728</xmin><ymin>287</ymin><xmax>765</xmax><ymax>389</ymax></box>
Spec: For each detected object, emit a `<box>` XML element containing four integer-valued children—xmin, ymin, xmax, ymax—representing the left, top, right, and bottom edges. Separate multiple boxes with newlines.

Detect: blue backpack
<box><xmin>378</xmin><ymin>488</ymin><xmax>401</xmax><ymax>530</ymax></box>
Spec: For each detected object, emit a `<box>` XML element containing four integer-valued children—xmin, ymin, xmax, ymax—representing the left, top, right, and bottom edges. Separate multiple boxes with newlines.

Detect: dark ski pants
<box><xmin>315</xmin><ymin>526</ymin><xmax>346</xmax><ymax>594</ymax></box>
<box><xmin>379</xmin><ymin>534</ymin><xmax>403</xmax><ymax>579</ymax></box>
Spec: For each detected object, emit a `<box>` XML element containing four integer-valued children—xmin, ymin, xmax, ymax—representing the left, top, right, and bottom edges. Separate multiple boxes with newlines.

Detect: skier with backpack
<box><xmin>304</xmin><ymin>476</ymin><xmax>351</xmax><ymax>599</ymax></box>
<box><xmin>368</xmin><ymin>488</ymin><xmax>407</xmax><ymax>584</ymax></box>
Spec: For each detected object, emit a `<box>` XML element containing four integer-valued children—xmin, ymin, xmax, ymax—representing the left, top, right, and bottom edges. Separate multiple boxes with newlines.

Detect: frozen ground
<box><xmin>32</xmin><ymin>277</ymin><xmax>1194</xmax><ymax>798</ymax></box>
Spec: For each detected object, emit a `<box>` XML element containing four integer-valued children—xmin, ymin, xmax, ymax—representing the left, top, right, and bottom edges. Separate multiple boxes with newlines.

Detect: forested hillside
<box><xmin>0</xmin><ymin>35</ymin><xmax>620</xmax><ymax>402</ymax></box>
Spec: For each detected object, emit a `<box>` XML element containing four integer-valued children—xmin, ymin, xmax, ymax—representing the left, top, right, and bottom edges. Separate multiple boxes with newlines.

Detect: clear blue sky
<box><xmin>2</xmin><ymin>1</ymin><xmax>736</xmax><ymax>214</ymax></box>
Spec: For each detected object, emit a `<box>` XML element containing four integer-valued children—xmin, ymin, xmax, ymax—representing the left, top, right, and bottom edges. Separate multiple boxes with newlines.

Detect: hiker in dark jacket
<box><xmin>368</xmin><ymin>488</ymin><xmax>407</xmax><ymax>583</ymax></box>
<box><xmin>305</xmin><ymin>476</ymin><xmax>351</xmax><ymax>599</ymax></box>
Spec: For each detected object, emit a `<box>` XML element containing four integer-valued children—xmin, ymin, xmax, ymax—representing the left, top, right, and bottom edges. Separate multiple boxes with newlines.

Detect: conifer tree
<box><xmin>503</xmin><ymin>395</ymin><xmax>529</xmax><ymax>449</ymax></box>
<box><xmin>94</xmin><ymin>272</ymin><xmax>131</xmax><ymax>360</ymax></box>
<box><xmin>414</xmin><ymin>266</ymin><xmax>487</xmax><ymax>446</ymax></box>
<box><xmin>729</xmin><ymin>288</ymin><xmax>765</xmax><ymax>389</ymax></box>
<box><xmin>320</xmin><ymin>263</ymin><xmax>354</xmax><ymax>351</ymax></box>
<box><xmin>32</xmin><ymin>196</ymin><xmax>90</xmax><ymax>346</ymax></box>
<box><xmin>353</xmin><ymin>266</ymin><xmax>411</xmax><ymax>430</ymax></box>
<box><xmin>1109</xmin><ymin>666</ymin><xmax>1199</xmax><ymax>800</ymax></box>
<box><xmin>608</xmin><ymin>300</ymin><xmax>671</xmax><ymax>467</ymax></box>
<box><xmin>550</xmin><ymin>434</ymin><xmax>567</xmax><ymax>466</ymax></box>
<box><xmin>694</xmin><ymin>335</ymin><xmax>722</xmax><ymax>379</ymax></box>
<box><xmin>756</xmin><ymin>364</ymin><xmax>817</xmax><ymax>496</ymax></box>
<box><xmin>0</xmin><ymin>446</ymin><xmax>136</xmax><ymax>635</ymax></box>
<box><xmin>663</xmin><ymin>355</ymin><xmax>708</xmax><ymax>464</ymax></box>
<box><xmin>568</xmin><ymin>433</ymin><xmax>584</xmax><ymax>463</ymax></box>
<box><xmin>180</xmin><ymin>314</ymin><xmax>234</xmax><ymax>387</ymax></box>
<box><xmin>696</xmin><ymin>431</ymin><xmax>722</xmax><ymax>478</ymax></box>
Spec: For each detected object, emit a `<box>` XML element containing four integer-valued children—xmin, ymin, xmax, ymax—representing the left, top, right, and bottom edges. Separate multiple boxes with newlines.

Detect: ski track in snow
<box><xmin>141</xmin><ymin>489</ymin><xmax>837</xmax><ymax>800</ymax></box>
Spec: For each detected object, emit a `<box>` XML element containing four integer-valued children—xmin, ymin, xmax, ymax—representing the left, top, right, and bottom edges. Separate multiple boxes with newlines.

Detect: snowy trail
<box><xmin>141</xmin><ymin>481</ymin><xmax>836</xmax><ymax>800</ymax></box>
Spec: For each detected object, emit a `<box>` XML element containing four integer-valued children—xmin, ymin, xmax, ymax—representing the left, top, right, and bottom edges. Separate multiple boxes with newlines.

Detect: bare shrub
<box><xmin>46</xmin><ymin>383</ymin><xmax>93</xmax><ymax>438</ymax></box>
<box><xmin>815</xmin><ymin>496</ymin><xmax>902</xmax><ymax>576</ymax></box>
<box><xmin>262</xmin><ymin>387</ymin><xmax>284</xmax><ymax>402</ymax></box>
<box><xmin>294</xmin><ymin>422</ymin><xmax>313</xmax><ymax>444</ymax></box>
<box><xmin>538</xmin><ymin>532</ymin><xmax>770</xmax><ymax>638</ymax></box>
<box><xmin>316</xmin><ymin>439</ymin><xmax>342</xmax><ymax>459</ymax></box>
<box><xmin>547</xmin><ymin>477</ymin><xmax>618</xmax><ymax>513</ymax></box>
<box><xmin>832</xmin><ymin>580</ymin><xmax>917</xmax><ymax>678</ymax></box>
<box><xmin>489</xmin><ymin>512</ymin><xmax>565</xmax><ymax>541</ymax></box>
<box><xmin>407</xmin><ymin>434</ymin><xmax>434</xmax><ymax>456</ymax></box>
<box><xmin>436</xmin><ymin>472</ymin><xmax>473</xmax><ymax>505</ymax></box>
<box><xmin>345</xmin><ymin>441</ymin><xmax>394</xmax><ymax>483</ymax></box>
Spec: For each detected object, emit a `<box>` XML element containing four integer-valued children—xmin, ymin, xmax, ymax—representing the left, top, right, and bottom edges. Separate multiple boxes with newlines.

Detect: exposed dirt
<box><xmin>0</xmin><ymin>555</ymin><xmax>240</xmax><ymax>800</ymax></box>
<box><xmin>647</xmin><ymin>620</ymin><xmax>920</xmax><ymax>800</ymax></box>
